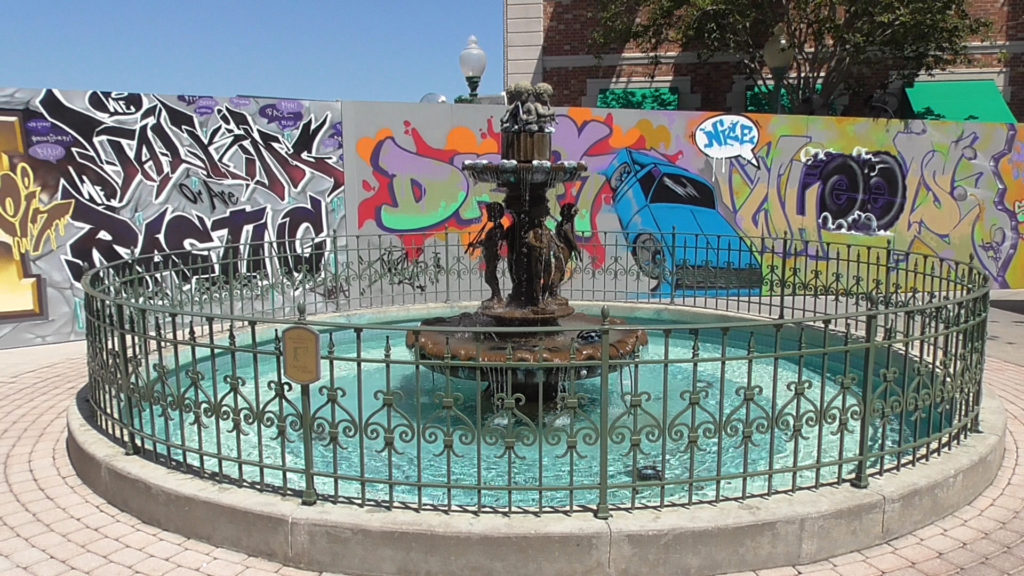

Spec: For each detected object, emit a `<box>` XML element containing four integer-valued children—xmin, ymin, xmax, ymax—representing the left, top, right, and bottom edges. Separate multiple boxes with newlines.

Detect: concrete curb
<box><xmin>67</xmin><ymin>390</ymin><xmax>1006</xmax><ymax>576</ymax></box>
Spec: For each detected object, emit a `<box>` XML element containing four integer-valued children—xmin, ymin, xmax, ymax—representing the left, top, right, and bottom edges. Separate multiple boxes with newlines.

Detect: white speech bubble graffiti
<box><xmin>694</xmin><ymin>114</ymin><xmax>760</xmax><ymax>167</ymax></box>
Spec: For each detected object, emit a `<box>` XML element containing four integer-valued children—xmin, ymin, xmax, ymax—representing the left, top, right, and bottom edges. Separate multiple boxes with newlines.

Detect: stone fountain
<box><xmin>406</xmin><ymin>82</ymin><xmax>648</xmax><ymax>401</ymax></box>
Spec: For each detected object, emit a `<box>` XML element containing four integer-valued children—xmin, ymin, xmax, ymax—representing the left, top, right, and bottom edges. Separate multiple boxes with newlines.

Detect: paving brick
<box><xmin>141</xmin><ymin>540</ymin><xmax>187</xmax><ymax>560</ymax></box>
<box><xmin>831</xmin><ymin>561</ymin><xmax>880</xmax><ymax>573</ymax></box>
<box><xmin>959</xmin><ymin>563</ymin><xmax>1010</xmax><ymax>575</ymax></box>
<box><xmin>756</xmin><ymin>568</ymin><xmax>798</xmax><ymax>576</ymax></box>
<box><xmin>913</xmin><ymin>557</ymin><xmax>958</xmax><ymax>575</ymax></box>
<box><xmin>23</xmin><ymin>559</ymin><xmax>70</xmax><ymax>576</ymax></box>
<box><xmin>920</xmin><ymin>534</ymin><xmax>962</xmax><ymax>554</ymax></box>
<box><xmin>64</xmin><ymin>552</ymin><xmax>107</xmax><ymax>572</ymax></box>
<box><xmin>865</xmin><ymin>553</ymin><xmax>912</xmax><ymax>572</ymax></box>
<box><xmin>794</xmin><ymin>561</ymin><xmax>834</xmax><ymax>572</ymax></box>
<box><xmin>132</xmin><ymin>556</ymin><xmax>176</xmax><ymax>576</ymax></box>
<box><xmin>276</xmin><ymin>568</ymin><xmax>322</xmax><ymax>576</ymax></box>
<box><xmin>983</xmin><ymin>551</ymin><xmax>1024</xmax><ymax>572</ymax></box>
<box><xmin>210</xmin><ymin>548</ymin><xmax>249</xmax><ymax>563</ymax></box>
<box><xmin>238</xmin><ymin>569</ymin><xmax>279</xmax><ymax>576</ymax></box>
<box><xmin>64</xmin><ymin>528</ymin><xmax>102</xmax><ymax>546</ymax></box>
<box><xmin>946</xmin><ymin>525</ymin><xmax>986</xmax><ymax>543</ymax></box>
<box><xmin>895</xmin><ymin>544</ymin><xmax>939</xmax><ymax>563</ymax></box>
<box><xmin>168</xmin><ymin>549</ymin><xmax>215</xmax><ymax>570</ymax></box>
<box><xmin>106</xmin><ymin>546</ymin><xmax>150</xmax><ymax>568</ymax></box>
<box><xmin>240</xmin><ymin>557</ymin><xmax>284</xmax><ymax>572</ymax></box>
<box><xmin>940</xmin><ymin>546</ymin><xmax>985</xmax><ymax>568</ymax></box>
<box><xmin>861</xmin><ymin>544</ymin><xmax>896</xmax><ymax>558</ymax></box>
<box><xmin>83</xmin><ymin>536</ymin><xmax>125</xmax><ymax>556</ymax></box>
<box><xmin>7</xmin><ymin>547</ymin><xmax>49</xmax><ymax>567</ymax></box>
<box><xmin>199</xmin><ymin>558</ymin><xmax>245</xmax><ymax>576</ymax></box>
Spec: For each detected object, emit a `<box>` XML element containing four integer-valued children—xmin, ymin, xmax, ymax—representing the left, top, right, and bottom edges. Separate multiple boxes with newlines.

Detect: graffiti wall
<box><xmin>346</xmin><ymin>102</ymin><xmax>1024</xmax><ymax>290</ymax></box>
<box><xmin>0</xmin><ymin>88</ymin><xmax>345</xmax><ymax>349</ymax></box>
<box><xmin>2</xmin><ymin>91</ymin><xmax>1022</xmax><ymax>349</ymax></box>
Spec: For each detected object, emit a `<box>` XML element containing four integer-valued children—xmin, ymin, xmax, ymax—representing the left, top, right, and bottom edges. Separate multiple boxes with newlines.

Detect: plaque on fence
<box><xmin>282</xmin><ymin>325</ymin><xmax>321</xmax><ymax>385</ymax></box>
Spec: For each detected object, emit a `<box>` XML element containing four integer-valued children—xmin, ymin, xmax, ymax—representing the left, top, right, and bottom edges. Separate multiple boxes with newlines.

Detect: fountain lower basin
<box><xmin>406</xmin><ymin>310</ymin><xmax>649</xmax><ymax>392</ymax></box>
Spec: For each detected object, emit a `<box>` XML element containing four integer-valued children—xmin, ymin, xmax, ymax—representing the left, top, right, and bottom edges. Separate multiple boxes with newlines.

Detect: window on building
<box><xmin>597</xmin><ymin>88</ymin><xmax>679</xmax><ymax>110</ymax></box>
<box><xmin>745</xmin><ymin>85</ymin><xmax>837</xmax><ymax>115</ymax></box>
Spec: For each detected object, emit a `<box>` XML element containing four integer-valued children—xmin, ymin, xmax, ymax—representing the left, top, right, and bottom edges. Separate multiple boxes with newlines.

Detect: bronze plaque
<box><xmin>282</xmin><ymin>325</ymin><xmax>321</xmax><ymax>385</ymax></box>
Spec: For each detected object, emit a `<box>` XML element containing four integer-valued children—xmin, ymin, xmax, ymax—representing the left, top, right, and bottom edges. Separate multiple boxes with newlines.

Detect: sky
<box><xmin>0</xmin><ymin>0</ymin><xmax>506</xmax><ymax>103</ymax></box>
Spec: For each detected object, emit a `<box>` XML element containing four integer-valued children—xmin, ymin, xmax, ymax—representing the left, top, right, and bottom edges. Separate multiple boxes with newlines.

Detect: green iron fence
<box><xmin>81</xmin><ymin>231</ymin><xmax>990</xmax><ymax>516</ymax></box>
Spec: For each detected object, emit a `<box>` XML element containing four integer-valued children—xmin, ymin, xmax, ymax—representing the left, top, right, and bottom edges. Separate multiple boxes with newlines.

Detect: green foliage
<box><xmin>597</xmin><ymin>87</ymin><xmax>680</xmax><ymax>109</ymax></box>
<box><xmin>590</xmin><ymin>0</ymin><xmax>990</xmax><ymax>116</ymax></box>
<box><xmin>746</xmin><ymin>84</ymin><xmax>837</xmax><ymax>115</ymax></box>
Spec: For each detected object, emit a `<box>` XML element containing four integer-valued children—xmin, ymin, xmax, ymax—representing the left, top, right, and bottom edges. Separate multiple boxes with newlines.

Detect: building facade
<box><xmin>504</xmin><ymin>0</ymin><xmax>1024</xmax><ymax>118</ymax></box>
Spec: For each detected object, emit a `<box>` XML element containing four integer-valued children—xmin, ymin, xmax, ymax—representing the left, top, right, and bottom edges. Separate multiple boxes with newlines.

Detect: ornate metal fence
<box><xmin>81</xmin><ymin>232</ymin><xmax>990</xmax><ymax>515</ymax></box>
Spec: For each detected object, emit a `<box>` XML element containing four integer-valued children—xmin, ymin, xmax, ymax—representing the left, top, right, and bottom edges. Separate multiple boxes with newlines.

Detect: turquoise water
<box><xmin>135</xmin><ymin>321</ymin><xmax>911</xmax><ymax>509</ymax></box>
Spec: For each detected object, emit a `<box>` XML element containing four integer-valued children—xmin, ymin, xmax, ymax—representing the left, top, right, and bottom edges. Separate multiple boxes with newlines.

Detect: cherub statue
<box><xmin>525</xmin><ymin>225</ymin><xmax>554</xmax><ymax>305</ymax></box>
<box><xmin>555</xmin><ymin>202</ymin><xmax>581</xmax><ymax>263</ymax></box>
<box><xmin>500</xmin><ymin>84</ymin><xmax>522</xmax><ymax>133</ymax></box>
<box><xmin>468</xmin><ymin>202</ymin><xmax>507</xmax><ymax>305</ymax></box>
<box><xmin>516</xmin><ymin>81</ymin><xmax>537</xmax><ymax>132</ymax></box>
<box><xmin>533</xmin><ymin>83</ymin><xmax>556</xmax><ymax>133</ymax></box>
<box><xmin>539</xmin><ymin>202</ymin><xmax>580</xmax><ymax>305</ymax></box>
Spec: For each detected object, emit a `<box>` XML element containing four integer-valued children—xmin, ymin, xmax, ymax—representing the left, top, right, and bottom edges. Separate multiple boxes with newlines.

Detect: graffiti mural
<box><xmin>2</xmin><ymin>91</ymin><xmax>1024</xmax><ymax>349</ymax></box>
<box><xmin>346</xmin><ymin>103</ymin><xmax>1022</xmax><ymax>290</ymax></box>
<box><xmin>0</xmin><ymin>154</ymin><xmax>74</xmax><ymax>319</ymax></box>
<box><xmin>600</xmin><ymin>148</ymin><xmax>760</xmax><ymax>288</ymax></box>
<box><xmin>349</xmin><ymin>102</ymin><xmax>686</xmax><ymax>268</ymax></box>
<box><xmin>0</xmin><ymin>88</ymin><xmax>345</xmax><ymax>349</ymax></box>
<box><xmin>799</xmin><ymin>149</ymin><xmax>907</xmax><ymax>234</ymax></box>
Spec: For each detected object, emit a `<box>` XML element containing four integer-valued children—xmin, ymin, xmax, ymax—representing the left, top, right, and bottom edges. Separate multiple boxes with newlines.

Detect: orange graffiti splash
<box><xmin>357</xmin><ymin>128</ymin><xmax>394</xmax><ymax>165</ymax></box>
<box><xmin>631</xmin><ymin>119</ymin><xmax>673</xmax><ymax>151</ymax></box>
<box><xmin>446</xmin><ymin>126</ymin><xmax>499</xmax><ymax>155</ymax></box>
<box><xmin>567</xmin><ymin>107</ymin><xmax>598</xmax><ymax>127</ymax></box>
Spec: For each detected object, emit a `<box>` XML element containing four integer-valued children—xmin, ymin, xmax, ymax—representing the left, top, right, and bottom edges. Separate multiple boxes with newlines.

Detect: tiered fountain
<box><xmin>406</xmin><ymin>82</ymin><xmax>648</xmax><ymax>401</ymax></box>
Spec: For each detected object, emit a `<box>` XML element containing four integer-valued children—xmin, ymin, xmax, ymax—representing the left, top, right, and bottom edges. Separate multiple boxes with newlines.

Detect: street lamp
<box><xmin>763</xmin><ymin>26</ymin><xmax>795</xmax><ymax>114</ymax></box>
<box><xmin>459</xmin><ymin>35</ymin><xmax>487</xmax><ymax>102</ymax></box>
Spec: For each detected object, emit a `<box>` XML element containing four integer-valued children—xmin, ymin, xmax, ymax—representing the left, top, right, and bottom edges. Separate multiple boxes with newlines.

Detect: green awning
<box><xmin>905</xmin><ymin>80</ymin><xmax>1016</xmax><ymax>123</ymax></box>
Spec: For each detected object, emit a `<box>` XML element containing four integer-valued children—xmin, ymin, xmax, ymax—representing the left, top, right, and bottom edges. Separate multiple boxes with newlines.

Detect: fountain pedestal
<box><xmin>406</xmin><ymin>83</ymin><xmax>647</xmax><ymax>401</ymax></box>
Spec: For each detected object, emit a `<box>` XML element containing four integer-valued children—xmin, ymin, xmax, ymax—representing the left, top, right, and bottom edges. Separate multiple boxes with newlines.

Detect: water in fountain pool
<box><xmin>140</xmin><ymin>321</ymin><xmax>913</xmax><ymax>509</ymax></box>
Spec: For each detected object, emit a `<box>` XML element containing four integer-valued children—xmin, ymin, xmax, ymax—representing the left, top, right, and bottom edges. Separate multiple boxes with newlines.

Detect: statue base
<box><xmin>501</xmin><ymin>132</ymin><xmax>551</xmax><ymax>162</ymax></box>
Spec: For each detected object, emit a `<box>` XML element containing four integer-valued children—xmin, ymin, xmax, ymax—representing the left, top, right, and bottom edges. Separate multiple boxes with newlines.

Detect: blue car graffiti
<box><xmin>602</xmin><ymin>149</ymin><xmax>761</xmax><ymax>289</ymax></box>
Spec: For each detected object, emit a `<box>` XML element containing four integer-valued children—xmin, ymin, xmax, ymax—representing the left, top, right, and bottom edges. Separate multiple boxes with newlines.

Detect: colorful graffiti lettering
<box><xmin>34</xmin><ymin>90</ymin><xmax>344</xmax><ymax>205</ymax></box>
<box><xmin>61</xmin><ymin>194</ymin><xmax>327</xmax><ymax>284</ymax></box>
<box><xmin>0</xmin><ymin>156</ymin><xmax>74</xmax><ymax>319</ymax></box>
<box><xmin>0</xmin><ymin>89</ymin><xmax>346</xmax><ymax>348</ymax></box>
<box><xmin>798</xmin><ymin>148</ymin><xmax>907</xmax><ymax>234</ymax></box>
<box><xmin>356</xmin><ymin>111</ymin><xmax>682</xmax><ymax>266</ymax></box>
<box><xmin>694</xmin><ymin>114</ymin><xmax>760</xmax><ymax>165</ymax></box>
<box><xmin>714</xmin><ymin>118</ymin><xmax>1018</xmax><ymax>286</ymax></box>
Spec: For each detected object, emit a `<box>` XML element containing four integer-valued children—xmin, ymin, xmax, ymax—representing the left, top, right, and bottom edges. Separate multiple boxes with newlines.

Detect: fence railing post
<box><xmin>114</xmin><ymin>301</ymin><xmax>139</xmax><ymax>455</ymax></box>
<box><xmin>669</xmin><ymin>227</ymin><xmax>677</xmax><ymax>305</ymax></box>
<box><xmin>300</xmin><ymin>381</ymin><xmax>319</xmax><ymax>506</ymax></box>
<box><xmin>853</xmin><ymin>297</ymin><xmax>879</xmax><ymax>488</ymax></box>
<box><xmin>596</xmin><ymin>305</ymin><xmax>611</xmax><ymax>520</ymax></box>
<box><xmin>778</xmin><ymin>233</ymin><xmax>789</xmax><ymax>320</ymax></box>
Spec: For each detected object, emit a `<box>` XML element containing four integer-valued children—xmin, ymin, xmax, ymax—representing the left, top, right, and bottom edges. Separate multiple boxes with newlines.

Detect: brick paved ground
<box><xmin>1</xmin><ymin>306</ymin><xmax>1023</xmax><ymax>575</ymax></box>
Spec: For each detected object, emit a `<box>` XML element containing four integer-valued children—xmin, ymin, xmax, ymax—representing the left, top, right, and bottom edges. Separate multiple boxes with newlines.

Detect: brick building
<box><xmin>504</xmin><ymin>0</ymin><xmax>1024</xmax><ymax>119</ymax></box>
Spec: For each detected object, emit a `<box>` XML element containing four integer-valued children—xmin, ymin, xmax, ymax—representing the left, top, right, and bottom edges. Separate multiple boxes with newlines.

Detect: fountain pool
<box><xmin>129</xmin><ymin>306</ymin><xmax>921</xmax><ymax>511</ymax></box>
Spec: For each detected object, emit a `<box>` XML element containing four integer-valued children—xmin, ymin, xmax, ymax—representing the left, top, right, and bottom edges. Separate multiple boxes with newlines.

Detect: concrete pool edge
<box><xmin>67</xmin><ymin>391</ymin><xmax>1005</xmax><ymax>576</ymax></box>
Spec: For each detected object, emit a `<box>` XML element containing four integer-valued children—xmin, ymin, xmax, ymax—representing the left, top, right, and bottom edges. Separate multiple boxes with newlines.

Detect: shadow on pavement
<box><xmin>991</xmin><ymin>300</ymin><xmax>1024</xmax><ymax>316</ymax></box>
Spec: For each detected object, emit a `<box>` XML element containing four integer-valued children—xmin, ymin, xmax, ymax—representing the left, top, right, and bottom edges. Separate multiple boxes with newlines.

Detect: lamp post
<box><xmin>763</xmin><ymin>26</ymin><xmax>794</xmax><ymax>114</ymax></box>
<box><xmin>459</xmin><ymin>35</ymin><xmax>487</xmax><ymax>103</ymax></box>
